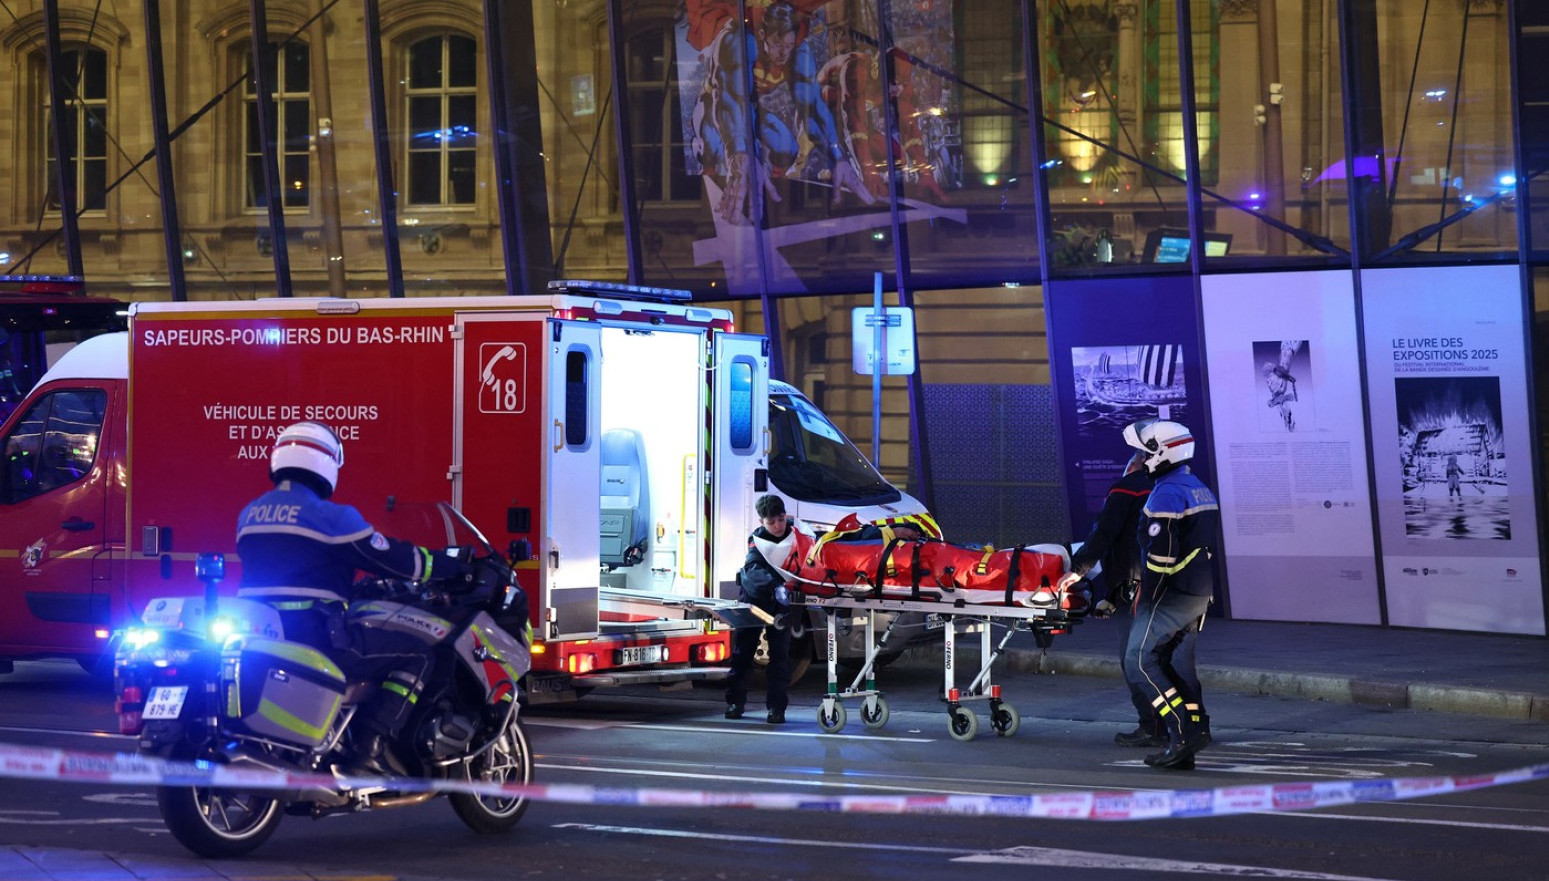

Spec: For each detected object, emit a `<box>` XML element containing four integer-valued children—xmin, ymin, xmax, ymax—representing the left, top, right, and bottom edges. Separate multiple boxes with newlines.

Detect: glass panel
<box><xmin>447</xmin><ymin>95</ymin><xmax>477</xmax><ymax>146</ymax></box>
<box><xmin>408</xmin><ymin>152</ymin><xmax>440</xmax><ymax>204</ymax></box>
<box><xmin>409</xmin><ymin>38</ymin><xmax>443</xmax><ymax>89</ymax></box>
<box><xmin>409</xmin><ymin>96</ymin><xmax>442</xmax><ymax>143</ymax></box>
<box><xmin>284</xmin><ymin>99</ymin><xmax>311</xmax><ymax>150</ymax></box>
<box><xmin>82</xmin><ymin>48</ymin><xmax>107</xmax><ymax>100</ymax></box>
<box><xmin>893</xmin><ymin>0</ymin><xmax>1037</xmax><ymax>290</ymax></box>
<box><xmin>728</xmin><ymin>357</ymin><xmax>753</xmax><ymax>451</ymax></box>
<box><xmin>247</xmin><ymin>156</ymin><xmax>267</xmax><ymax>208</ymax></box>
<box><xmin>1040</xmin><ymin>0</ymin><xmax>1188</xmax><ymax>276</ymax></box>
<box><xmin>536</xmin><ymin>5</ymin><xmax>625</xmax><ymax>279</ymax></box>
<box><xmin>283</xmin><ymin>154</ymin><xmax>309</xmax><ymax>207</ymax></box>
<box><xmin>283</xmin><ymin>41</ymin><xmax>309</xmax><ymax>89</ymax></box>
<box><xmin>1363</xmin><ymin>0</ymin><xmax>1516</xmax><ymax>263</ymax></box>
<box><xmin>564</xmin><ymin>350</ymin><xmax>588</xmax><ymax>447</ymax></box>
<box><xmin>447</xmin><ymin>150</ymin><xmax>476</xmax><ymax>204</ymax></box>
<box><xmin>447</xmin><ymin>36</ymin><xmax>478</xmax><ymax>87</ymax></box>
<box><xmin>82</xmin><ymin>159</ymin><xmax>106</xmax><ymax>210</ymax></box>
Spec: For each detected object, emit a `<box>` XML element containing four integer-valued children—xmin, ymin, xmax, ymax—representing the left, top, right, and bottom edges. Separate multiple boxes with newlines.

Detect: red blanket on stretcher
<box><xmin>752</xmin><ymin>522</ymin><xmax>1084</xmax><ymax>612</ymax></box>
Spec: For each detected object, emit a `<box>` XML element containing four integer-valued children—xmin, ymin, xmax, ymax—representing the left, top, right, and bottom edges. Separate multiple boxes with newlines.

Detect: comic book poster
<box><xmin>674</xmin><ymin>0</ymin><xmax>963</xmax><ymax>292</ymax></box>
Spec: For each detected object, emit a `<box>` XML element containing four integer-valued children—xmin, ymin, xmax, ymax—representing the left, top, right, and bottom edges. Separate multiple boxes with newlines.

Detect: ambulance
<box><xmin>0</xmin><ymin>281</ymin><xmax>934</xmax><ymax>695</ymax></box>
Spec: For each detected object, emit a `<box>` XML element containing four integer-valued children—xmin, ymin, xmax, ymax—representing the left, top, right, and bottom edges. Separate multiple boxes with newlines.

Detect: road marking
<box><xmin>552</xmin><ymin>822</ymin><xmax>973</xmax><ymax>854</ymax></box>
<box><xmin>528</xmin><ymin>717</ymin><xmax>934</xmax><ymax>742</ymax></box>
<box><xmin>957</xmin><ymin>846</ymin><xmax>1404</xmax><ymax>879</ymax></box>
<box><xmin>0</xmin><ymin>725</ymin><xmax>133</xmax><ymax>741</ymax></box>
<box><xmin>1277</xmin><ymin>810</ymin><xmax>1549</xmax><ymax>834</ymax></box>
<box><xmin>552</xmin><ymin>823</ymin><xmax>1402</xmax><ymax>880</ymax></box>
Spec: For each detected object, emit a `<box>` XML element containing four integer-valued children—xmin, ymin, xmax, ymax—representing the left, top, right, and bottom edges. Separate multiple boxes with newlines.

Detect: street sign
<box><xmin>851</xmin><ymin>306</ymin><xmax>916</xmax><ymax>375</ymax></box>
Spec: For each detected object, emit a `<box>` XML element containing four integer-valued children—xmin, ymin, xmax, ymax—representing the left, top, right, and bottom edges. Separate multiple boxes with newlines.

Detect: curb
<box><xmin>890</xmin><ymin>645</ymin><xmax>1549</xmax><ymax>722</ymax></box>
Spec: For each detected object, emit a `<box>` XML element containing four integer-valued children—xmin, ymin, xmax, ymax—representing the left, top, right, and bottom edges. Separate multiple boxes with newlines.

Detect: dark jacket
<box><xmin>738</xmin><ymin>525</ymin><xmax>792</xmax><ymax>614</ymax></box>
<box><xmin>1069</xmin><ymin>468</ymin><xmax>1154</xmax><ymax>593</ymax></box>
<box><xmin>1138</xmin><ymin>465</ymin><xmax>1220</xmax><ymax>598</ymax></box>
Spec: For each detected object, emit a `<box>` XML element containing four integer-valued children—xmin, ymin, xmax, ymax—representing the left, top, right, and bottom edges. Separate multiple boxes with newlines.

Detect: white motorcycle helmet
<box><xmin>1122</xmin><ymin>419</ymin><xmax>1194</xmax><ymax>474</ymax></box>
<box><xmin>269</xmin><ymin>421</ymin><xmax>345</xmax><ymax>496</ymax></box>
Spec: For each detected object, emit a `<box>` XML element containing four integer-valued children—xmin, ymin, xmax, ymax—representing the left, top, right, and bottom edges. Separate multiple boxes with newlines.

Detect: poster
<box><xmin>1361</xmin><ymin>265</ymin><xmax>1544</xmax><ymax>635</ymax></box>
<box><xmin>1047</xmin><ymin>275</ymin><xmax>1212</xmax><ymax>545</ymax></box>
<box><xmin>1200</xmin><ymin>272</ymin><xmax>1380</xmax><ymax>624</ymax></box>
<box><xmin>673</xmin><ymin>0</ymin><xmax>965</xmax><ymax>292</ymax></box>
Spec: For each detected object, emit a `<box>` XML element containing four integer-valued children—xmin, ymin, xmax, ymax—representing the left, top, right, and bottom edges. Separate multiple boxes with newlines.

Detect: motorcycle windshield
<box><xmin>767</xmin><ymin>392</ymin><xmax>899</xmax><ymax>505</ymax></box>
<box><xmin>367</xmin><ymin>500</ymin><xmax>486</xmax><ymax>552</ymax></box>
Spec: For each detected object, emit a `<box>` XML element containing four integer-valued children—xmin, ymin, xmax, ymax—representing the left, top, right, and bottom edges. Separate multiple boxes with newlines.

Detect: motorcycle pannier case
<box><xmin>220</xmin><ymin>637</ymin><xmax>346</xmax><ymax>748</ymax></box>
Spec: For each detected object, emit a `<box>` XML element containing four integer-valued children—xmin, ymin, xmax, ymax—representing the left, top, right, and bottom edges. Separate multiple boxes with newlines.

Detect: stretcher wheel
<box><xmin>947</xmin><ymin>707</ymin><xmax>978</xmax><ymax>741</ymax></box>
<box><xmin>818</xmin><ymin>702</ymin><xmax>847</xmax><ymax>734</ymax></box>
<box><xmin>861</xmin><ymin>697</ymin><xmax>890</xmax><ymax>730</ymax></box>
<box><xmin>990</xmin><ymin>703</ymin><xmax>1020</xmax><ymax>737</ymax></box>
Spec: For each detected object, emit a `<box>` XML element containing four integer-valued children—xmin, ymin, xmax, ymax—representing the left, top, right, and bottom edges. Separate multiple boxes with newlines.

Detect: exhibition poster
<box><xmin>1361</xmin><ymin>265</ymin><xmax>1544</xmax><ymax>635</ymax></box>
<box><xmin>1047</xmin><ymin>275</ymin><xmax>1213</xmax><ymax>552</ymax></box>
<box><xmin>1201</xmin><ymin>272</ymin><xmax>1381</xmax><ymax>624</ymax></box>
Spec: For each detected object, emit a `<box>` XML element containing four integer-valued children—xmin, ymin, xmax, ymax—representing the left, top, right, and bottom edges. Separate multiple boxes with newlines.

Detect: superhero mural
<box><xmin>676</xmin><ymin>0</ymin><xmax>965</xmax><ymax>292</ymax></box>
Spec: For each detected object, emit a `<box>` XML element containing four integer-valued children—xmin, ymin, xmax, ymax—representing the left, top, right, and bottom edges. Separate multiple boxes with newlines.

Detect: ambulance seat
<box><xmin>600</xmin><ymin>428</ymin><xmax>649</xmax><ymax>569</ymax></box>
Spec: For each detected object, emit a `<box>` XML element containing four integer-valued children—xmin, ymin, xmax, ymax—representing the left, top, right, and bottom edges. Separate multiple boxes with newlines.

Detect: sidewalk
<box><xmin>901</xmin><ymin>614</ymin><xmax>1549</xmax><ymax>722</ymax></box>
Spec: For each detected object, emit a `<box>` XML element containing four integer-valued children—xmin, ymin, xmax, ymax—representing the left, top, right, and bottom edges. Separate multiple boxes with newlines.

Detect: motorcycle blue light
<box><xmin>123</xmin><ymin>628</ymin><xmax>162</xmax><ymax>651</ymax></box>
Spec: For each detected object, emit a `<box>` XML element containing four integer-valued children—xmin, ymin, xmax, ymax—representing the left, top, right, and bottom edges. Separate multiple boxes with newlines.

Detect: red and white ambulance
<box><xmin>0</xmin><ymin>281</ymin><xmax>933</xmax><ymax>695</ymax></box>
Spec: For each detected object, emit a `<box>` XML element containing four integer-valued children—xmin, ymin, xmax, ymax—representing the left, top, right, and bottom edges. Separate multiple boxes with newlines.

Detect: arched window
<box><xmin>241</xmin><ymin>39</ymin><xmax>311</xmax><ymax>210</ymax></box>
<box><xmin>40</xmin><ymin>46</ymin><xmax>109</xmax><ymax>213</ymax></box>
<box><xmin>243</xmin><ymin>40</ymin><xmax>312</xmax><ymax>210</ymax></box>
<box><xmin>406</xmin><ymin>33</ymin><xmax>478</xmax><ymax>206</ymax></box>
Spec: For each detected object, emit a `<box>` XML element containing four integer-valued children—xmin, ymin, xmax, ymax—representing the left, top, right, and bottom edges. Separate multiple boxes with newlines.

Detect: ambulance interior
<box><xmin>596</xmin><ymin>325</ymin><xmax>703</xmax><ymax>598</ymax></box>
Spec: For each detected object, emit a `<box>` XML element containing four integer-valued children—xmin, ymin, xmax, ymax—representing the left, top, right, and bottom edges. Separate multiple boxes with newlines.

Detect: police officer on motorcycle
<box><xmin>235</xmin><ymin>421</ymin><xmax>467</xmax><ymax>777</ymax></box>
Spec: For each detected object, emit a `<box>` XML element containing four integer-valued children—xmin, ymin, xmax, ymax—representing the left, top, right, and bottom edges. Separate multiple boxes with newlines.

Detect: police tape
<box><xmin>3</xmin><ymin>741</ymin><xmax>1547</xmax><ymax>821</ymax></box>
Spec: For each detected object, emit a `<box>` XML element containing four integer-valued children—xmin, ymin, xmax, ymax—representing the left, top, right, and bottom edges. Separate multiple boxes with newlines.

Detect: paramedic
<box><xmin>1056</xmin><ymin>438</ymin><xmax>1168</xmax><ymax>748</ymax></box>
<box><xmin>726</xmin><ymin>493</ymin><xmax>798</xmax><ymax>724</ymax></box>
<box><xmin>236</xmin><ymin>421</ymin><xmax>468</xmax><ymax>776</ymax></box>
<box><xmin>1122</xmin><ymin>419</ymin><xmax>1221</xmax><ymax>770</ymax></box>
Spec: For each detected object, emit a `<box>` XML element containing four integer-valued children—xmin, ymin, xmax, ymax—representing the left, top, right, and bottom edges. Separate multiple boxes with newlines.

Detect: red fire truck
<box><xmin>0</xmin><ymin>281</ymin><xmax>934</xmax><ymax>696</ymax></box>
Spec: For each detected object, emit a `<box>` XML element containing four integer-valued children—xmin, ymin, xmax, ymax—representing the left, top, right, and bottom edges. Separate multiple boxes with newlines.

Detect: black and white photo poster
<box><xmin>1202</xmin><ymin>272</ymin><xmax>1380</xmax><ymax>623</ymax></box>
<box><xmin>1361</xmin><ymin>265</ymin><xmax>1544</xmax><ymax>634</ymax></box>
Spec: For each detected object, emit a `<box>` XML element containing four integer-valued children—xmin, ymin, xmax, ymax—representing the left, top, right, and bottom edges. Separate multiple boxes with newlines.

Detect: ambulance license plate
<box><xmin>615</xmin><ymin>645</ymin><xmax>665</xmax><ymax>666</ymax></box>
<box><xmin>142</xmin><ymin>686</ymin><xmax>188</xmax><ymax>720</ymax></box>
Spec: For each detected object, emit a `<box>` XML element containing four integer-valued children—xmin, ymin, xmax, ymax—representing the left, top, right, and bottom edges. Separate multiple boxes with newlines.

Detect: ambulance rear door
<box><xmin>543</xmin><ymin>319</ymin><xmax>602</xmax><ymax>640</ymax></box>
<box><xmin>709</xmin><ymin>334</ymin><xmax>768</xmax><ymax>600</ymax></box>
<box><xmin>451</xmin><ymin>311</ymin><xmax>547</xmax><ymax>613</ymax></box>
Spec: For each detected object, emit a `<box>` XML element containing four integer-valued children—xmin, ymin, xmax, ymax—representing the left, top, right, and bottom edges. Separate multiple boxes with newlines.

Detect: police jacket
<box><xmin>1138</xmin><ymin>465</ymin><xmax>1220</xmax><ymax>598</ymax></box>
<box><xmin>1069</xmin><ymin>468</ymin><xmax>1153</xmax><ymax>589</ymax></box>
<box><xmin>236</xmin><ymin>479</ymin><xmax>446</xmax><ymax>608</ymax></box>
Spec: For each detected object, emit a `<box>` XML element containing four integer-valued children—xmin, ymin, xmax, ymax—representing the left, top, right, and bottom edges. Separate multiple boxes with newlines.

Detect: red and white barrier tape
<box><xmin>3</xmin><ymin>741</ymin><xmax>1545</xmax><ymax>820</ymax></box>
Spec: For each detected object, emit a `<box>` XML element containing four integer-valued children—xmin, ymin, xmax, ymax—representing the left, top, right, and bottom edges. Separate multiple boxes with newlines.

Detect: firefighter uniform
<box><xmin>1125</xmin><ymin>463</ymin><xmax>1220</xmax><ymax>769</ymax></box>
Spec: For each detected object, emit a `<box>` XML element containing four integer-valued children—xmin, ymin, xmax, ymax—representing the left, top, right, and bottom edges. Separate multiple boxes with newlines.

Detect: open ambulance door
<box><xmin>543</xmin><ymin>320</ymin><xmax>602</xmax><ymax>640</ymax></box>
<box><xmin>709</xmin><ymin>334</ymin><xmax>769</xmax><ymax>600</ymax></box>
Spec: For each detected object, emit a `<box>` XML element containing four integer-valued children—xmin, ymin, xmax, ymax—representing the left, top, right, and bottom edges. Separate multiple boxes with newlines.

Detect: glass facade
<box><xmin>0</xmin><ymin>0</ymin><xmax>1542</xmax><ymax>591</ymax></box>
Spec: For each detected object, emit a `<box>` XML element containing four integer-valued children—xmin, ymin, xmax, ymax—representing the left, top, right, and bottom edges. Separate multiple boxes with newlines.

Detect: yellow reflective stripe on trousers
<box><xmin>1145</xmin><ymin>547</ymin><xmax>1202</xmax><ymax>576</ymax></box>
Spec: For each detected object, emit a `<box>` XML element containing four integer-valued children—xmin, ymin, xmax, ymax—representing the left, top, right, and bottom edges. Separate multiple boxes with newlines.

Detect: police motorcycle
<box><xmin>113</xmin><ymin>502</ymin><xmax>534</xmax><ymax>858</ymax></box>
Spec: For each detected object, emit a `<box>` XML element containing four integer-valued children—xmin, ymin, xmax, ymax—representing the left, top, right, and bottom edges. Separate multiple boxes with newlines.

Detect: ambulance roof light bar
<box><xmin>547</xmin><ymin>279</ymin><xmax>693</xmax><ymax>303</ymax></box>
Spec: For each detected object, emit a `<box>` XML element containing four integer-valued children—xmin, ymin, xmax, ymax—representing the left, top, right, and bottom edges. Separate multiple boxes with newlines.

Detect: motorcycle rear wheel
<box><xmin>158</xmin><ymin>778</ymin><xmax>284</xmax><ymax>858</ymax></box>
<box><xmin>450</xmin><ymin>714</ymin><xmax>533</xmax><ymax>833</ymax></box>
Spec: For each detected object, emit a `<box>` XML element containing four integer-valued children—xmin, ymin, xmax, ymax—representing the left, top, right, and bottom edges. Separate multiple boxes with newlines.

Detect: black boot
<box><xmin>1114</xmin><ymin>726</ymin><xmax>1167</xmax><ymax>748</ymax></box>
<box><xmin>1146</xmin><ymin>726</ymin><xmax>1209</xmax><ymax>770</ymax></box>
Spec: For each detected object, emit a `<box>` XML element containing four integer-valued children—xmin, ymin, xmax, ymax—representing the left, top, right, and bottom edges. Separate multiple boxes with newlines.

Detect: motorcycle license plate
<box><xmin>142</xmin><ymin>686</ymin><xmax>188</xmax><ymax>720</ymax></box>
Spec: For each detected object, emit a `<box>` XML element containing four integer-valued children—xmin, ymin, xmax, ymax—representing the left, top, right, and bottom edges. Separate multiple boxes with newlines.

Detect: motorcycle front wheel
<box><xmin>158</xmin><ymin>778</ymin><xmax>284</xmax><ymax>858</ymax></box>
<box><xmin>450</xmin><ymin>714</ymin><xmax>533</xmax><ymax>833</ymax></box>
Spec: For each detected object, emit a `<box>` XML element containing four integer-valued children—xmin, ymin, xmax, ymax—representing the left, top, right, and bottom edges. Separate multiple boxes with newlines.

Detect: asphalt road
<box><xmin>1</xmin><ymin>657</ymin><xmax>1547</xmax><ymax>881</ymax></box>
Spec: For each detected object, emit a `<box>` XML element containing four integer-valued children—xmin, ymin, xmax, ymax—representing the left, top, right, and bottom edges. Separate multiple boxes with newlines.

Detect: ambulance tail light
<box><xmin>566</xmin><ymin>653</ymin><xmax>596</xmax><ymax>675</ymax></box>
<box><xmin>693</xmin><ymin>642</ymin><xmax>727</xmax><ymax>663</ymax></box>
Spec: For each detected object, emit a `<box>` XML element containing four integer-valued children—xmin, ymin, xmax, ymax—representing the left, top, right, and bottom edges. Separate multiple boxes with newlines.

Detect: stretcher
<box><xmin>795</xmin><ymin>593</ymin><xmax>1085</xmax><ymax>739</ymax></box>
<box><xmin>759</xmin><ymin>523</ymin><xmax>1088</xmax><ymax>739</ymax></box>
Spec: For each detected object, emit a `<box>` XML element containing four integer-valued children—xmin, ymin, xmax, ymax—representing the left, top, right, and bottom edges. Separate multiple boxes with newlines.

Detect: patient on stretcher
<box><xmin>751</xmin><ymin>515</ymin><xmax>1087</xmax><ymax>613</ymax></box>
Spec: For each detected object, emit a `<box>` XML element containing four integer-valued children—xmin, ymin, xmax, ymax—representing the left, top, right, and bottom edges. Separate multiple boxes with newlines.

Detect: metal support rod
<box><xmin>1336</xmin><ymin>0</ymin><xmax>1389</xmax><ymax>624</ymax></box>
<box><xmin>875</xmin><ymin>0</ymin><xmax>933</xmax><ymax>511</ymax></box>
<box><xmin>310</xmin><ymin>0</ymin><xmax>346</xmax><ymax>297</ymax></box>
<box><xmin>361</xmin><ymin>0</ymin><xmax>404</xmax><ymax>297</ymax></box>
<box><xmin>141</xmin><ymin>0</ymin><xmax>187</xmax><ymax>300</ymax></box>
<box><xmin>1504</xmin><ymin>0</ymin><xmax>1549</xmax><ymax>619</ymax></box>
<box><xmin>42</xmin><ymin>0</ymin><xmax>82</xmax><ymax>276</ymax></box>
<box><xmin>606</xmin><ymin>0</ymin><xmax>644</xmax><ymax>285</ymax></box>
<box><xmin>248</xmin><ymin>0</ymin><xmax>294</xmax><ymax>296</ymax></box>
<box><xmin>483</xmin><ymin>0</ymin><xmax>521</xmax><ymax>295</ymax></box>
<box><xmin>1257</xmin><ymin>0</ymin><xmax>1287</xmax><ymax>255</ymax></box>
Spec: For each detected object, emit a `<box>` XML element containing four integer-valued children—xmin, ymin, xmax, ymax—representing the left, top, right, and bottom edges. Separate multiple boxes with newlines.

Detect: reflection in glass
<box><xmin>406</xmin><ymin>35</ymin><xmax>478</xmax><ymax>206</ymax></box>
